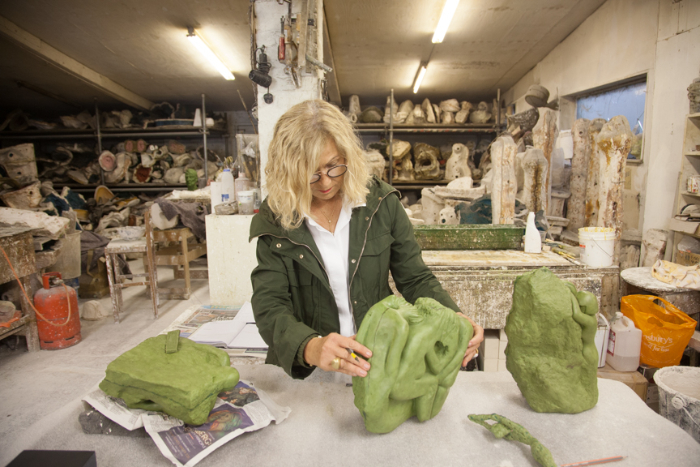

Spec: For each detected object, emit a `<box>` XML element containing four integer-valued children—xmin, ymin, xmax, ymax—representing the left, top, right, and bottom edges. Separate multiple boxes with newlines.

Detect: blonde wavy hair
<box><xmin>265</xmin><ymin>99</ymin><xmax>371</xmax><ymax>230</ymax></box>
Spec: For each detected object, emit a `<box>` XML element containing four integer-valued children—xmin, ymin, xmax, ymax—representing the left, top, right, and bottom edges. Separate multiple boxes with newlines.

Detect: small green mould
<box><xmin>469</xmin><ymin>414</ymin><xmax>557</xmax><ymax>467</ymax></box>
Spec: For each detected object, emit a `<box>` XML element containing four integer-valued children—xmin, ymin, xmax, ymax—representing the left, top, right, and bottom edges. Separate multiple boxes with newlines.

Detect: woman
<box><xmin>250</xmin><ymin>99</ymin><xmax>484</xmax><ymax>380</ymax></box>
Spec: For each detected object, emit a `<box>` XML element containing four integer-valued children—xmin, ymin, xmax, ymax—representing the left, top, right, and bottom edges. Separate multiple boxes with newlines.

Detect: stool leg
<box><xmin>147</xmin><ymin>240</ymin><xmax>159</xmax><ymax>318</ymax></box>
<box><xmin>105</xmin><ymin>253</ymin><xmax>120</xmax><ymax>323</ymax></box>
<box><xmin>180</xmin><ymin>235</ymin><xmax>191</xmax><ymax>299</ymax></box>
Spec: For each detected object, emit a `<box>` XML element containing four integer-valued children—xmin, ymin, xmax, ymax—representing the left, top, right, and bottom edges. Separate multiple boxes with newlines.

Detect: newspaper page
<box><xmin>163</xmin><ymin>304</ymin><xmax>242</xmax><ymax>338</ymax></box>
<box><xmin>162</xmin><ymin>304</ymin><xmax>267</xmax><ymax>358</ymax></box>
<box><xmin>82</xmin><ymin>387</ymin><xmax>149</xmax><ymax>430</ymax></box>
<box><xmin>143</xmin><ymin>381</ymin><xmax>290</xmax><ymax>467</ymax></box>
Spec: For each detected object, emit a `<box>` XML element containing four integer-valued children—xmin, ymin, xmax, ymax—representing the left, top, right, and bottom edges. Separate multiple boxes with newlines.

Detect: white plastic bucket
<box><xmin>654</xmin><ymin>366</ymin><xmax>700</xmax><ymax>443</ymax></box>
<box><xmin>579</xmin><ymin>227</ymin><xmax>616</xmax><ymax>268</ymax></box>
<box><xmin>238</xmin><ymin>190</ymin><xmax>255</xmax><ymax>215</ymax></box>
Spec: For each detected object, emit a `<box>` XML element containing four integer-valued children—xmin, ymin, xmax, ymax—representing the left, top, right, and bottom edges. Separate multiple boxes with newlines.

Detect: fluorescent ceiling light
<box><xmin>187</xmin><ymin>28</ymin><xmax>235</xmax><ymax>80</ymax></box>
<box><xmin>432</xmin><ymin>0</ymin><xmax>460</xmax><ymax>43</ymax></box>
<box><xmin>413</xmin><ymin>64</ymin><xmax>428</xmax><ymax>94</ymax></box>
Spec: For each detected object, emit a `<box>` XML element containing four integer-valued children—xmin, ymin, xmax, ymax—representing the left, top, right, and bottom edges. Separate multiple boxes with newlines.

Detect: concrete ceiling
<box><xmin>0</xmin><ymin>0</ymin><xmax>605</xmax><ymax>117</ymax></box>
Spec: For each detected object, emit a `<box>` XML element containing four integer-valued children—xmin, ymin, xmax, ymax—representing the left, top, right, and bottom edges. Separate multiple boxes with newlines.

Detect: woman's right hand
<box><xmin>303</xmin><ymin>333</ymin><xmax>372</xmax><ymax>377</ymax></box>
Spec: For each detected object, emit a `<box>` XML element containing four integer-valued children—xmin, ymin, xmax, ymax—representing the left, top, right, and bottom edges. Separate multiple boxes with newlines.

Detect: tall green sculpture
<box><xmin>353</xmin><ymin>296</ymin><xmax>473</xmax><ymax>433</ymax></box>
<box><xmin>505</xmin><ymin>267</ymin><xmax>599</xmax><ymax>413</ymax></box>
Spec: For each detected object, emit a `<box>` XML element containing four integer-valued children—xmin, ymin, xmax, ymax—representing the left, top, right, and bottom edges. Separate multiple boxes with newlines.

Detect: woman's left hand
<box><xmin>457</xmin><ymin>312</ymin><xmax>484</xmax><ymax>367</ymax></box>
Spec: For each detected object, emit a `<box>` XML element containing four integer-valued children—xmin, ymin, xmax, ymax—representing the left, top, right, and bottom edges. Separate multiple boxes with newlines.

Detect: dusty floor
<box><xmin>0</xmin><ymin>258</ymin><xmax>213</xmax><ymax>466</ymax></box>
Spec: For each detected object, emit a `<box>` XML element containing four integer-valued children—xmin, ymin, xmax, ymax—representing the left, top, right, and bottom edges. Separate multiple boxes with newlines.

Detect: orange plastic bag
<box><xmin>620</xmin><ymin>295</ymin><xmax>697</xmax><ymax>368</ymax></box>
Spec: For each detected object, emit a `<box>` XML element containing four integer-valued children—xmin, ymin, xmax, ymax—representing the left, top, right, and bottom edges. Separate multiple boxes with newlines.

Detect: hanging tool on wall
<box><xmin>248</xmin><ymin>46</ymin><xmax>274</xmax><ymax>103</ymax></box>
<box><xmin>278</xmin><ymin>17</ymin><xmax>286</xmax><ymax>62</ymax></box>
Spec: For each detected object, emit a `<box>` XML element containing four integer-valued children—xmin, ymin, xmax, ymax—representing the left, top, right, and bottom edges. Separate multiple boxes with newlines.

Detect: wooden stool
<box><xmin>144</xmin><ymin>211</ymin><xmax>207</xmax><ymax>300</ymax></box>
<box><xmin>105</xmin><ymin>238</ymin><xmax>158</xmax><ymax>323</ymax></box>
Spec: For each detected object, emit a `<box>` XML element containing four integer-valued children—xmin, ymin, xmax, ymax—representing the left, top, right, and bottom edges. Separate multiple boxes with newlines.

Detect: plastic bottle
<box><xmin>606</xmin><ymin>312</ymin><xmax>642</xmax><ymax>371</ymax></box>
<box><xmin>234</xmin><ymin>172</ymin><xmax>253</xmax><ymax>202</ymax></box>
<box><xmin>219</xmin><ymin>168</ymin><xmax>234</xmax><ymax>204</ymax></box>
<box><xmin>524</xmin><ymin>212</ymin><xmax>542</xmax><ymax>253</ymax></box>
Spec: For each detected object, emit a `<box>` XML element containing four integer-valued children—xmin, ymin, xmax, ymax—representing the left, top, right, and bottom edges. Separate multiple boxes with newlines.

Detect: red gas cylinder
<box><xmin>33</xmin><ymin>272</ymin><xmax>82</xmax><ymax>350</ymax></box>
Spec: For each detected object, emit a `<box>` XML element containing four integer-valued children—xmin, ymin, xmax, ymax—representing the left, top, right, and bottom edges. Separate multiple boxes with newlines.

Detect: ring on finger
<box><xmin>331</xmin><ymin>357</ymin><xmax>341</xmax><ymax>370</ymax></box>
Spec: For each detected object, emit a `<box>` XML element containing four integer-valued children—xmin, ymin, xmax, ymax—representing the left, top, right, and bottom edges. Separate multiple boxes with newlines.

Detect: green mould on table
<box><xmin>469</xmin><ymin>414</ymin><xmax>557</xmax><ymax>467</ymax></box>
<box><xmin>99</xmin><ymin>334</ymin><xmax>240</xmax><ymax>425</ymax></box>
<box><xmin>353</xmin><ymin>296</ymin><xmax>473</xmax><ymax>434</ymax></box>
<box><xmin>505</xmin><ymin>267</ymin><xmax>599</xmax><ymax>414</ymax></box>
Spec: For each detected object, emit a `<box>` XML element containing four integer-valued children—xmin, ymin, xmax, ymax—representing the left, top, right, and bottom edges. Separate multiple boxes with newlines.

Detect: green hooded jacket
<box><xmin>249</xmin><ymin>177</ymin><xmax>461</xmax><ymax>379</ymax></box>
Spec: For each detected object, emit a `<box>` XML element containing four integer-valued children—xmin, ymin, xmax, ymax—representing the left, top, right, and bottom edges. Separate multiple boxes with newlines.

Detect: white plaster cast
<box><xmin>596</xmin><ymin>115</ymin><xmax>633</xmax><ymax>262</ymax></box>
<box><xmin>532</xmin><ymin>107</ymin><xmax>558</xmax><ymax>205</ymax></box>
<box><xmin>445</xmin><ymin>143</ymin><xmax>472</xmax><ymax>181</ymax></box>
<box><xmin>521</xmin><ymin>147</ymin><xmax>548</xmax><ymax>213</ymax></box>
<box><xmin>420</xmin><ymin>188</ymin><xmax>446</xmax><ymax>225</ymax></box>
<box><xmin>491</xmin><ymin>135</ymin><xmax>518</xmax><ymax>225</ymax></box>
<box><xmin>439</xmin><ymin>205</ymin><xmax>459</xmax><ymax>225</ymax></box>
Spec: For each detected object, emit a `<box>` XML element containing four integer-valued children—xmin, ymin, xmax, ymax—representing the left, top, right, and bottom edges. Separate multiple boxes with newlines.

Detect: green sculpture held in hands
<box><xmin>505</xmin><ymin>267</ymin><xmax>599</xmax><ymax>413</ymax></box>
<box><xmin>353</xmin><ymin>296</ymin><xmax>473</xmax><ymax>433</ymax></box>
<box><xmin>469</xmin><ymin>414</ymin><xmax>557</xmax><ymax>467</ymax></box>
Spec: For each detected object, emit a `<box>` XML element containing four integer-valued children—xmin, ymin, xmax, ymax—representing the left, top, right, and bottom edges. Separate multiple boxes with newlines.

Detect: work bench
<box><xmin>418</xmin><ymin>249</ymin><xmax>618</xmax><ymax>325</ymax></box>
<box><xmin>23</xmin><ymin>363</ymin><xmax>699</xmax><ymax>466</ymax></box>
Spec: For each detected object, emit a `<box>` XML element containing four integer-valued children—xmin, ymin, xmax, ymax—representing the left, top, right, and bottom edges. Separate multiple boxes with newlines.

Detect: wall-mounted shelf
<box><xmin>671</xmin><ymin>113</ymin><xmax>700</xmax><ymax>262</ymax></box>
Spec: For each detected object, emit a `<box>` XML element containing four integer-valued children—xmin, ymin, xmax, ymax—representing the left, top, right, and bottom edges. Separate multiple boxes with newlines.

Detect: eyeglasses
<box><xmin>310</xmin><ymin>164</ymin><xmax>347</xmax><ymax>184</ymax></box>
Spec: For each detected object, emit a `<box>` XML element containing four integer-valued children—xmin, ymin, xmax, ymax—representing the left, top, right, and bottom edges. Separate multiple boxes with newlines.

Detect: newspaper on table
<box><xmin>161</xmin><ymin>304</ymin><xmax>267</xmax><ymax>358</ymax></box>
<box><xmin>83</xmin><ymin>380</ymin><xmax>290</xmax><ymax>467</ymax></box>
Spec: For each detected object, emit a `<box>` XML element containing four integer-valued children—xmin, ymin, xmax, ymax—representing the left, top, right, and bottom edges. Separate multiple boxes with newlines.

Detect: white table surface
<box><xmin>18</xmin><ymin>364</ymin><xmax>700</xmax><ymax>466</ymax></box>
<box><xmin>205</xmin><ymin>365</ymin><xmax>700</xmax><ymax>467</ymax></box>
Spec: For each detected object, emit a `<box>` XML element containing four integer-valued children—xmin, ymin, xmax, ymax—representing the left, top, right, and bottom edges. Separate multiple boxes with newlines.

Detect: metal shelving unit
<box><xmin>670</xmin><ymin>112</ymin><xmax>700</xmax><ymax>262</ymax></box>
<box><xmin>354</xmin><ymin>89</ymin><xmax>504</xmax><ymax>187</ymax></box>
<box><xmin>0</xmin><ymin>94</ymin><xmax>228</xmax><ymax>194</ymax></box>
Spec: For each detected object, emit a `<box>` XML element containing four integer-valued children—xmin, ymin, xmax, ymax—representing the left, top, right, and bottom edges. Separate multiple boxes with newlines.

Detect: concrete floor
<box><xmin>0</xmin><ymin>259</ymin><xmax>213</xmax><ymax>466</ymax></box>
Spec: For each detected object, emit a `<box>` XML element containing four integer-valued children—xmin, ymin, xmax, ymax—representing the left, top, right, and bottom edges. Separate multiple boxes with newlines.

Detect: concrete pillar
<box><xmin>532</xmin><ymin>108</ymin><xmax>558</xmax><ymax>206</ymax></box>
<box><xmin>583</xmin><ymin>119</ymin><xmax>606</xmax><ymax>227</ymax></box>
<box><xmin>255</xmin><ymin>0</ymin><xmax>324</xmax><ymax>196</ymax></box>
<box><xmin>521</xmin><ymin>147</ymin><xmax>548</xmax><ymax>214</ymax></box>
<box><xmin>491</xmin><ymin>135</ymin><xmax>518</xmax><ymax>225</ymax></box>
<box><xmin>567</xmin><ymin>118</ymin><xmax>591</xmax><ymax>232</ymax></box>
<box><xmin>596</xmin><ymin>115</ymin><xmax>633</xmax><ymax>262</ymax></box>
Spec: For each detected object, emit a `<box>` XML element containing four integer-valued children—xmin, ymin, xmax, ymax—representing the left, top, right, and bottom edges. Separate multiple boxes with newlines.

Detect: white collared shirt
<box><xmin>305</xmin><ymin>196</ymin><xmax>365</xmax><ymax>337</ymax></box>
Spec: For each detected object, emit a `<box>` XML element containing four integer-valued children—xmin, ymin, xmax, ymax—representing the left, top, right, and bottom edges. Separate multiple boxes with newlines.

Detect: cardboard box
<box><xmin>597</xmin><ymin>363</ymin><xmax>648</xmax><ymax>401</ymax></box>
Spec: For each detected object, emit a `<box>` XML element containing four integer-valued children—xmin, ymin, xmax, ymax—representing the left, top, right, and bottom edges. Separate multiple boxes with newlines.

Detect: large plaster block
<box><xmin>479</xmin><ymin>330</ymin><xmax>500</xmax><ymax>359</ymax></box>
<box><xmin>521</xmin><ymin>147</ymin><xmax>548</xmax><ymax>213</ymax></box>
<box><xmin>491</xmin><ymin>135</ymin><xmax>518</xmax><ymax>225</ymax></box>
<box><xmin>532</xmin><ymin>108</ymin><xmax>558</xmax><ymax>200</ymax></box>
<box><xmin>567</xmin><ymin>119</ymin><xmax>592</xmax><ymax>232</ymax></box>
<box><xmin>595</xmin><ymin>116</ymin><xmax>633</xmax><ymax>262</ymax></box>
<box><xmin>584</xmin><ymin>119</ymin><xmax>606</xmax><ymax>227</ymax></box>
<box><xmin>206</xmin><ymin>214</ymin><xmax>258</xmax><ymax>306</ymax></box>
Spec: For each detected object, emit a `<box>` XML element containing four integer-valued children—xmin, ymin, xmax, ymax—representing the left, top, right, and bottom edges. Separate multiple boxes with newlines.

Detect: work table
<box><xmin>19</xmin><ymin>363</ymin><xmax>699</xmax><ymax>466</ymax></box>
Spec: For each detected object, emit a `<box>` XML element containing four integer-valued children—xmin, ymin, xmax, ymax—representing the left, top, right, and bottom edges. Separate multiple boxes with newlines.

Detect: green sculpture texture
<box><xmin>353</xmin><ymin>296</ymin><xmax>473</xmax><ymax>433</ymax></box>
<box><xmin>100</xmin><ymin>334</ymin><xmax>240</xmax><ymax>425</ymax></box>
<box><xmin>505</xmin><ymin>267</ymin><xmax>599</xmax><ymax>413</ymax></box>
<box><xmin>469</xmin><ymin>414</ymin><xmax>557</xmax><ymax>467</ymax></box>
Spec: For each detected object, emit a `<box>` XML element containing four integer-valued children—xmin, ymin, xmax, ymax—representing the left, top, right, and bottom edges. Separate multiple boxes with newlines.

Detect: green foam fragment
<box><xmin>99</xmin><ymin>335</ymin><xmax>240</xmax><ymax>425</ymax></box>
